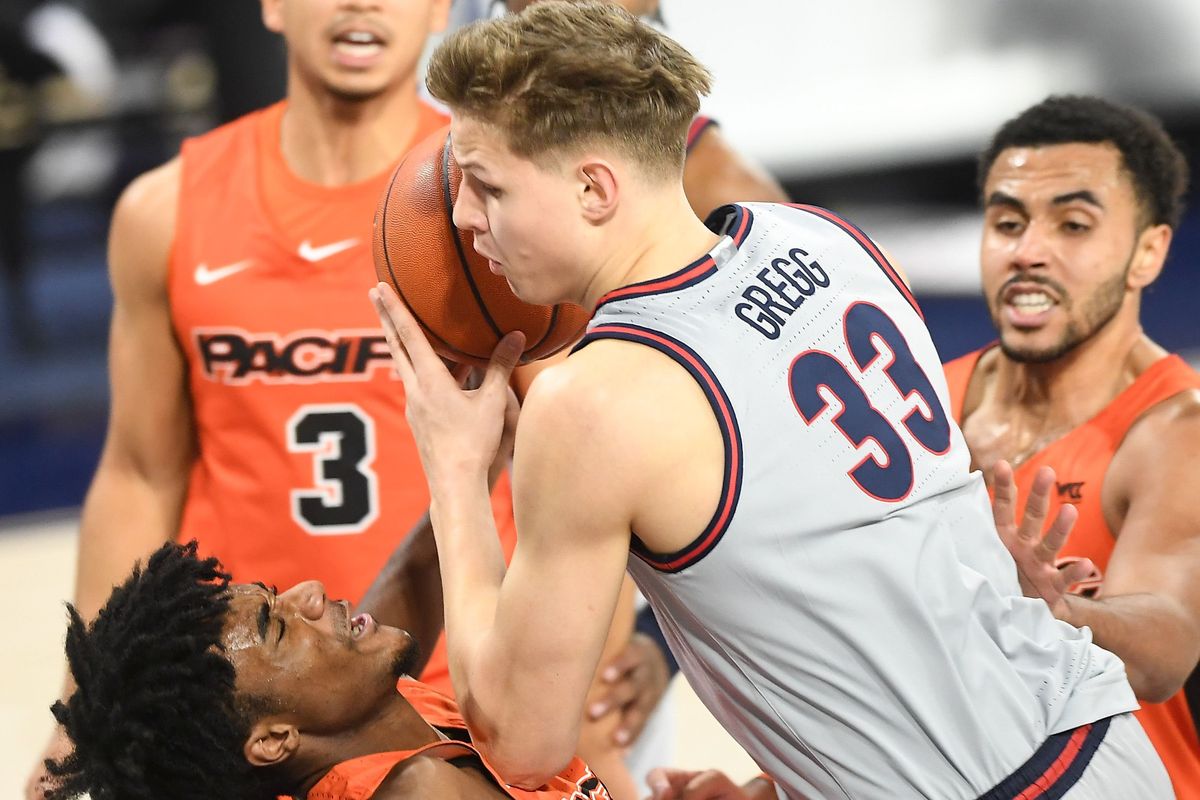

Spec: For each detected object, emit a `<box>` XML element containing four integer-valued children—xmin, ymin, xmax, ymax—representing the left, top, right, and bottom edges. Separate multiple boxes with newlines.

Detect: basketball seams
<box><xmin>378</xmin><ymin>157</ymin><xmax>483</xmax><ymax>361</ymax></box>
<box><xmin>523</xmin><ymin>304</ymin><xmax>561</xmax><ymax>359</ymax></box>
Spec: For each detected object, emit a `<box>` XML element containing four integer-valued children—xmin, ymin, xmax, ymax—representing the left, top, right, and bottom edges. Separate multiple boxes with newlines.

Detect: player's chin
<box><xmin>998</xmin><ymin>329</ymin><xmax>1074</xmax><ymax>364</ymax></box>
<box><xmin>507</xmin><ymin>277</ymin><xmax>565</xmax><ymax>308</ymax></box>
<box><xmin>387</xmin><ymin>630</ymin><xmax>421</xmax><ymax>678</ymax></box>
<box><xmin>322</xmin><ymin>73</ymin><xmax>393</xmax><ymax>103</ymax></box>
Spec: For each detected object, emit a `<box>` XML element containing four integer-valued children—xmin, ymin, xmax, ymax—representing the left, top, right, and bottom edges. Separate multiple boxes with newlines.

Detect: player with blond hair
<box><xmin>372</xmin><ymin>3</ymin><xmax>1171</xmax><ymax>798</ymax></box>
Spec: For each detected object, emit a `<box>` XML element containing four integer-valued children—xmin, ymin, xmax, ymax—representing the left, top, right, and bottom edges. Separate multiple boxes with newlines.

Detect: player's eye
<box><xmin>480</xmin><ymin>182</ymin><xmax>502</xmax><ymax>198</ymax></box>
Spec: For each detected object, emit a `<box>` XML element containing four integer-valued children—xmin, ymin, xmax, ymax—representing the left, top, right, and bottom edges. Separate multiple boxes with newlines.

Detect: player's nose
<box><xmin>1011</xmin><ymin>224</ymin><xmax>1051</xmax><ymax>270</ymax></box>
<box><xmin>452</xmin><ymin>178</ymin><xmax>486</xmax><ymax>234</ymax></box>
<box><xmin>279</xmin><ymin>579</ymin><xmax>327</xmax><ymax>620</ymax></box>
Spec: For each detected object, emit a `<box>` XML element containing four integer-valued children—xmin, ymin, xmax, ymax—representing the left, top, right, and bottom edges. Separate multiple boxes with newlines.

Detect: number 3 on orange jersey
<box><xmin>286</xmin><ymin>403</ymin><xmax>380</xmax><ymax>534</ymax></box>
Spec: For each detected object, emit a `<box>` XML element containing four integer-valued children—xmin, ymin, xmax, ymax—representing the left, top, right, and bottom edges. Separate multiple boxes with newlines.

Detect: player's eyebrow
<box><xmin>985</xmin><ymin>191</ymin><xmax>1026</xmax><ymax>214</ymax></box>
<box><xmin>986</xmin><ymin>189</ymin><xmax>1104</xmax><ymax>214</ymax></box>
<box><xmin>1051</xmin><ymin>189</ymin><xmax>1103</xmax><ymax>209</ymax></box>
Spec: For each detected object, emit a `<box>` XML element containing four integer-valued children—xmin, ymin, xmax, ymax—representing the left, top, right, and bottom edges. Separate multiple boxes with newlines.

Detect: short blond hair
<box><xmin>426</xmin><ymin>0</ymin><xmax>712</xmax><ymax>177</ymax></box>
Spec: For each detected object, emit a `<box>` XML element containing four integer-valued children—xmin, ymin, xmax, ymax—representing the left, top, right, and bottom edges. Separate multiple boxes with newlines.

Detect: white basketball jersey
<box><xmin>579</xmin><ymin>204</ymin><xmax>1137</xmax><ymax>800</ymax></box>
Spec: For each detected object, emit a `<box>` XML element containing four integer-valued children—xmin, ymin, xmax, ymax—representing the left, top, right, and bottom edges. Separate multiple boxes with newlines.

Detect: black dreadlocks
<box><xmin>46</xmin><ymin>540</ymin><xmax>278</xmax><ymax>800</ymax></box>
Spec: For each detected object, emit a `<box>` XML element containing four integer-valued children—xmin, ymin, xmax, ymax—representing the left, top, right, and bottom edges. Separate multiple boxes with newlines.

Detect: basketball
<box><xmin>372</xmin><ymin>125</ymin><xmax>590</xmax><ymax>367</ymax></box>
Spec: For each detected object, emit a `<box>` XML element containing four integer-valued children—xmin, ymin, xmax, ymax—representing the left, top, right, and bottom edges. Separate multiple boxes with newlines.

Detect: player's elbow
<box><xmin>1125</xmin><ymin>636</ymin><xmax>1198</xmax><ymax>703</ymax></box>
<box><xmin>477</xmin><ymin>733</ymin><xmax>574</xmax><ymax>790</ymax></box>
<box><xmin>1129</xmin><ymin>663</ymin><xmax>1190</xmax><ymax>704</ymax></box>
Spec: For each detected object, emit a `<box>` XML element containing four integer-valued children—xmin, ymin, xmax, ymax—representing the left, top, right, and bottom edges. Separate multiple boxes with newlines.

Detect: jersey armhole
<box><xmin>572</xmin><ymin>324</ymin><xmax>743</xmax><ymax>573</ymax></box>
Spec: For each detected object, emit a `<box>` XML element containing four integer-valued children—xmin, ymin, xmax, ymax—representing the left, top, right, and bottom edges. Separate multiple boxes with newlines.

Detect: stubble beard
<box><xmin>997</xmin><ymin>265</ymin><xmax>1130</xmax><ymax>365</ymax></box>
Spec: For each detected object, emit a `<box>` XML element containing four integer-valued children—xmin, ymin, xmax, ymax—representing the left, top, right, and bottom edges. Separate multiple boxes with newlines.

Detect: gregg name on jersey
<box><xmin>733</xmin><ymin>244</ymin><xmax>832</xmax><ymax>339</ymax></box>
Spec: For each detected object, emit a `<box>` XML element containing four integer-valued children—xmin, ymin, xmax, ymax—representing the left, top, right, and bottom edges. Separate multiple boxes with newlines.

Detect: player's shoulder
<box><xmin>111</xmin><ymin>157</ymin><xmax>181</xmax><ymax>250</ymax></box>
<box><xmin>521</xmin><ymin>337</ymin><xmax>709</xmax><ymax>448</ymax></box>
<box><xmin>547</xmin><ymin>336</ymin><xmax>686</xmax><ymax>402</ymax></box>
<box><xmin>107</xmin><ymin>158</ymin><xmax>181</xmax><ymax>295</ymax></box>
<box><xmin>1110</xmin><ymin>354</ymin><xmax>1200</xmax><ymax>480</ymax></box>
<box><xmin>116</xmin><ymin>157</ymin><xmax>182</xmax><ymax>220</ymax></box>
<box><xmin>1125</xmin><ymin>381</ymin><xmax>1200</xmax><ymax>438</ymax></box>
<box><xmin>1121</xmin><ymin>346</ymin><xmax>1200</xmax><ymax>430</ymax></box>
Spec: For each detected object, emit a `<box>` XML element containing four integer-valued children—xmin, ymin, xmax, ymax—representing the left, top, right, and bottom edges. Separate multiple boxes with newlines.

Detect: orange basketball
<box><xmin>373</xmin><ymin>125</ymin><xmax>590</xmax><ymax>367</ymax></box>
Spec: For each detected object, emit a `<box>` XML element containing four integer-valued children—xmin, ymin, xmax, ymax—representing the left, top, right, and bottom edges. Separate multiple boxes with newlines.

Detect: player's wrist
<box><xmin>426</xmin><ymin>453</ymin><xmax>493</xmax><ymax>495</ymax></box>
<box><xmin>1056</xmin><ymin>592</ymin><xmax>1083</xmax><ymax>627</ymax></box>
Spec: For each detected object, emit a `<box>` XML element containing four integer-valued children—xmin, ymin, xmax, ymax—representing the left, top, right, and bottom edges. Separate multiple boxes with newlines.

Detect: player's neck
<box><xmin>280</xmin><ymin>73</ymin><xmax>423</xmax><ymax>186</ymax></box>
<box><xmin>990</xmin><ymin>307</ymin><xmax>1160</xmax><ymax>423</ymax></box>
<box><xmin>581</xmin><ymin>186</ymin><xmax>719</xmax><ymax>310</ymax></box>
<box><xmin>289</xmin><ymin>693</ymin><xmax>441</xmax><ymax>797</ymax></box>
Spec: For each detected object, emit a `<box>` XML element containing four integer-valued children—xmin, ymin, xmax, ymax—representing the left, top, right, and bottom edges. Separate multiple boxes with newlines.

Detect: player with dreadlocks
<box><xmin>44</xmin><ymin>540</ymin><xmax>613</xmax><ymax>800</ymax></box>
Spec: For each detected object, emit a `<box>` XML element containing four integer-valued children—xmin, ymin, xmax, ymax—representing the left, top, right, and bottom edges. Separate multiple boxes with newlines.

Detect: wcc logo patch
<box><xmin>1055</xmin><ymin>481</ymin><xmax>1085</xmax><ymax>503</ymax></box>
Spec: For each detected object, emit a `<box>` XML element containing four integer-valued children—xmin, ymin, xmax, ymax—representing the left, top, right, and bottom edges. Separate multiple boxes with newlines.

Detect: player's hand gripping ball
<box><xmin>373</xmin><ymin>126</ymin><xmax>589</xmax><ymax>367</ymax></box>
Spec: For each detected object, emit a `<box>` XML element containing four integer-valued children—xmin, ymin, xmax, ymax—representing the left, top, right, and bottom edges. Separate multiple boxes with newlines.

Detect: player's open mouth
<box><xmin>332</xmin><ymin>29</ymin><xmax>386</xmax><ymax>66</ymax></box>
<box><xmin>350</xmin><ymin>613</ymin><xmax>375</xmax><ymax>640</ymax></box>
<box><xmin>1002</xmin><ymin>284</ymin><xmax>1059</xmax><ymax>328</ymax></box>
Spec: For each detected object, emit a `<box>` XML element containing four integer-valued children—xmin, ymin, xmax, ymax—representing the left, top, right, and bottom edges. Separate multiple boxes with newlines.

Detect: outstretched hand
<box><xmin>991</xmin><ymin>460</ymin><xmax>1089</xmax><ymax>621</ymax></box>
<box><xmin>370</xmin><ymin>283</ymin><xmax>524</xmax><ymax>490</ymax></box>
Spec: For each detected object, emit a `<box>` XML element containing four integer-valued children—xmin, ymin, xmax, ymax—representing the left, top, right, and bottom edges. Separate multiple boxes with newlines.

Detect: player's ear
<box><xmin>1127</xmin><ymin>223</ymin><xmax>1172</xmax><ymax>290</ymax></box>
<box><xmin>261</xmin><ymin>0</ymin><xmax>285</xmax><ymax>35</ymax></box>
<box><xmin>244</xmin><ymin>720</ymin><xmax>300</xmax><ymax>768</ymax></box>
<box><xmin>577</xmin><ymin>160</ymin><xmax>618</xmax><ymax>222</ymax></box>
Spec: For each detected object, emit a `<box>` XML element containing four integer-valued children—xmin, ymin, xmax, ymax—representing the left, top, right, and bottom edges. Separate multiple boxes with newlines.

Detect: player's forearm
<box><xmin>60</xmin><ymin>461</ymin><xmax>184</xmax><ymax>699</ymax></box>
<box><xmin>429</xmin><ymin>480</ymin><xmax>580</xmax><ymax>787</ymax></box>
<box><xmin>463</xmin><ymin>630</ymin><xmax>582</xmax><ymax>788</ymax></box>
<box><xmin>428</xmin><ymin>475</ymin><xmax>507</xmax><ymax>688</ymax></box>
<box><xmin>74</xmin><ymin>462</ymin><xmax>186</xmax><ymax>620</ymax></box>
<box><xmin>1061</xmin><ymin>592</ymin><xmax>1200</xmax><ymax>702</ymax></box>
<box><xmin>354</xmin><ymin>511</ymin><xmax>443</xmax><ymax>675</ymax></box>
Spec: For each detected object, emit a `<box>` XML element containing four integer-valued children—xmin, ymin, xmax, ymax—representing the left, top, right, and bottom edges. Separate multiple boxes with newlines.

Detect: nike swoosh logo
<box><xmin>194</xmin><ymin>259</ymin><xmax>255</xmax><ymax>286</ymax></box>
<box><xmin>298</xmin><ymin>238</ymin><xmax>360</xmax><ymax>262</ymax></box>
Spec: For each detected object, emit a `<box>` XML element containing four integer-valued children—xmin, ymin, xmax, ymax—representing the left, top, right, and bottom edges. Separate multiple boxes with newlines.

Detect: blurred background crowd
<box><xmin>2</xmin><ymin>0</ymin><xmax>1200</xmax><ymax>517</ymax></box>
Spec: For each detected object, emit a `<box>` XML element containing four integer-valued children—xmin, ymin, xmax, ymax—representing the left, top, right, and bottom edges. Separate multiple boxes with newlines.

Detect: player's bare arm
<box><xmin>477</xmin><ymin>339</ymin><xmax>719</xmax><ymax>783</ymax></box>
<box><xmin>353</xmin><ymin>511</ymin><xmax>443</xmax><ymax>674</ymax></box>
<box><xmin>76</xmin><ymin>157</ymin><xmax>193</xmax><ymax>624</ymax></box>
<box><xmin>371</xmin><ymin>282</ymin><xmax>716</xmax><ymax>786</ymax></box>
<box><xmin>25</xmin><ymin>158</ymin><xmax>193</xmax><ymax>800</ymax></box>
<box><xmin>1067</xmin><ymin>390</ymin><xmax>1200</xmax><ymax>701</ymax></box>
<box><xmin>682</xmin><ymin>125</ymin><xmax>789</xmax><ymax>217</ymax></box>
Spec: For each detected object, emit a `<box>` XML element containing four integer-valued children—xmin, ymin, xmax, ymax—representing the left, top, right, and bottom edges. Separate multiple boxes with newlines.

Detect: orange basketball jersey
<box><xmin>307</xmin><ymin>680</ymin><xmax>612</xmax><ymax>800</ymax></box>
<box><xmin>945</xmin><ymin>347</ymin><xmax>1200</xmax><ymax>799</ymax></box>
<box><xmin>170</xmin><ymin>101</ymin><xmax>517</xmax><ymax>694</ymax></box>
